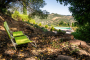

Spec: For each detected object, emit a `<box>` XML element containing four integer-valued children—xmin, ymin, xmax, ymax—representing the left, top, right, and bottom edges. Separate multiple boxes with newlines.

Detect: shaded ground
<box><xmin>0</xmin><ymin>13</ymin><xmax>90</xmax><ymax>60</ymax></box>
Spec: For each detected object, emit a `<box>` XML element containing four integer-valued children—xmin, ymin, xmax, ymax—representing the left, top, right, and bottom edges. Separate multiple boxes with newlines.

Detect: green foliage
<box><xmin>28</xmin><ymin>20</ymin><xmax>29</xmax><ymax>22</ymax></box>
<box><xmin>57</xmin><ymin>0</ymin><xmax>90</xmax><ymax>25</ymax></box>
<box><xmin>19</xmin><ymin>14</ymin><xmax>30</xmax><ymax>20</ymax></box>
<box><xmin>39</xmin><ymin>22</ymin><xmax>42</xmax><ymax>26</ymax></box>
<box><xmin>72</xmin><ymin>23</ymin><xmax>74</xmax><ymax>27</ymax></box>
<box><xmin>12</xmin><ymin>12</ymin><xmax>35</xmax><ymax>22</ymax></box>
<box><xmin>0</xmin><ymin>7</ymin><xmax>7</xmax><ymax>14</ymax></box>
<box><xmin>71</xmin><ymin>23</ymin><xmax>90</xmax><ymax>42</ymax></box>
<box><xmin>34</xmin><ymin>24</ymin><xmax>40</xmax><ymax>28</ymax></box>
<box><xmin>6</xmin><ymin>11</ymin><xmax>13</xmax><ymax>17</ymax></box>
<box><xmin>12</xmin><ymin>11</ymin><xmax>20</xmax><ymax>20</ymax></box>
<box><xmin>33</xmin><ymin>21</ymin><xmax>36</xmax><ymax>24</ymax></box>
<box><xmin>58</xmin><ymin>21</ymin><xmax>72</xmax><ymax>27</ymax></box>
<box><xmin>41</xmin><ymin>27</ymin><xmax>48</xmax><ymax>32</ymax></box>
<box><xmin>33</xmin><ymin>13</ymin><xmax>74</xmax><ymax>26</ymax></box>
<box><xmin>62</xmin><ymin>31</ymin><xmax>66</xmax><ymax>34</ymax></box>
<box><xmin>50</xmin><ymin>26</ymin><xmax>55</xmax><ymax>31</ymax></box>
<box><xmin>28</xmin><ymin>10</ymin><xmax>49</xmax><ymax>19</ymax></box>
<box><xmin>33</xmin><ymin>24</ymin><xmax>48</xmax><ymax>32</ymax></box>
<box><xmin>27</xmin><ymin>19</ymin><xmax>36</xmax><ymax>23</ymax></box>
<box><xmin>59</xmin><ymin>21</ymin><xmax>64</xmax><ymax>25</ymax></box>
<box><xmin>45</xmin><ymin>25</ymin><xmax>48</xmax><ymax>28</ymax></box>
<box><xmin>53</xmin><ymin>28</ymin><xmax>57</xmax><ymax>31</ymax></box>
<box><xmin>0</xmin><ymin>0</ymin><xmax>46</xmax><ymax>17</ymax></box>
<box><xmin>22</xmin><ymin>19</ymin><xmax>24</xmax><ymax>21</ymax></box>
<box><xmin>57</xmin><ymin>29</ymin><xmax>62</xmax><ymax>33</ymax></box>
<box><xmin>57</xmin><ymin>0</ymin><xmax>90</xmax><ymax>41</ymax></box>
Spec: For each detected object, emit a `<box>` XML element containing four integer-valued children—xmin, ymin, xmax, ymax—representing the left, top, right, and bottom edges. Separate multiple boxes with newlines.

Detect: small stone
<box><xmin>55</xmin><ymin>55</ymin><xmax>75</xmax><ymax>60</ymax></box>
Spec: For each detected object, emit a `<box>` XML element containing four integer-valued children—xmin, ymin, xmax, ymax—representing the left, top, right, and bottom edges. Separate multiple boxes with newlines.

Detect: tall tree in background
<box><xmin>0</xmin><ymin>0</ymin><xmax>46</xmax><ymax>15</ymax></box>
<box><xmin>22</xmin><ymin>0</ymin><xmax>27</xmax><ymax>15</ymax></box>
<box><xmin>9</xmin><ymin>0</ymin><xmax>48</xmax><ymax>18</ymax></box>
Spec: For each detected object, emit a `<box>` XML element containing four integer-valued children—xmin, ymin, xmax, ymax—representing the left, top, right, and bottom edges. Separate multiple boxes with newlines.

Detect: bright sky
<box><xmin>40</xmin><ymin>0</ymin><xmax>72</xmax><ymax>15</ymax></box>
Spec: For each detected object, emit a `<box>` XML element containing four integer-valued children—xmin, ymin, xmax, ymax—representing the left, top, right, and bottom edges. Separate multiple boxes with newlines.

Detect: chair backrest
<box><xmin>4</xmin><ymin>21</ymin><xmax>11</xmax><ymax>39</ymax></box>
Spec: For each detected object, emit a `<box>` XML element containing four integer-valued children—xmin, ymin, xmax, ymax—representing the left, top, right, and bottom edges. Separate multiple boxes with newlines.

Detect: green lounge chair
<box><xmin>4</xmin><ymin>21</ymin><xmax>37</xmax><ymax>50</ymax></box>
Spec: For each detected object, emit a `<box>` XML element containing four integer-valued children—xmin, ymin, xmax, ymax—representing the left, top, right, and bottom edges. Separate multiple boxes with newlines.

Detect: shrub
<box><xmin>22</xmin><ymin>19</ymin><xmax>24</xmax><ymax>21</ymax></box>
<box><xmin>50</xmin><ymin>26</ymin><xmax>55</xmax><ymax>31</ymax></box>
<box><xmin>71</xmin><ymin>24</ymin><xmax>90</xmax><ymax>42</ymax></box>
<box><xmin>62</xmin><ymin>31</ymin><xmax>66</xmax><ymax>34</ymax></box>
<box><xmin>53</xmin><ymin>28</ymin><xmax>57</xmax><ymax>31</ymax></box>
<box><xmin>29</xmin><ymin>19</ymin><xmax>36</xmax><ymax>23</ymax></box>
<box><xmin>34</xmin><ymin>24</ymin><xmax>40</xmax><ymax>28</ymax></box>
<box><xmin>6</xmin><ymin>10</ymin><xmax>13</xmax><ymax>17</ymax></box>
<box><xmin>41</xmin><ymin>27</ymin><xmax>48</xmax><ymax>32</ymax></box>
<box><xmin>33</xmin><ymin>21</ymin><xmax>36</xmax><ymax>24</ymax></box>
<box><xmin>12</xmin><ymin>11</ymin><xmax>20</xmax><ymax>20</ymax></box>
<box><xmin>19</xmin><ymin>14</ymin><xmax>29</xmax><ymax>21</ymax></box>
<box><xmin>45</xmin><ymin>25</ymin><xmax>48</xmax><ymax>28</ymax></box>
<box><xmin>39</xmin><ymin>22</ymin><xmax>42</xmax><ymax>26</ymax></box>
<box><xmin>57</xmin><ymin>29</ymin><xmax>62</xmax><ymax>33</ymax></box>
<box><xmin>12</xmin><ymin>11</ymin><xmax>35</xmax><ymax>22</ymax></box>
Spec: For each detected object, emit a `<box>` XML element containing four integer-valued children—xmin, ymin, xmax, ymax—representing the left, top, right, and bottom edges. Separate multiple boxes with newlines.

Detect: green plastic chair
<box><xmin>4</xmin><ymin>21</ymin><xmax>37</xmax><ymax>50</ymax></box>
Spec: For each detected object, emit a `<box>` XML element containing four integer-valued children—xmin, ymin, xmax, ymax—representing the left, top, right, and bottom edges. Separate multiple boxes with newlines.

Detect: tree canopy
<box><xmin>57</xmin><ymin>0</ymin><xmax>90</xmax><ymax>26</ymax></box>
<box><xmin>57</xmin><ymin>0</ymin><xmax>90</xmax><ymax>41</ymax></box>
<box><xmin>0</xmin><ymin>0</ymin><xmax>49</xmax><ymax>19</ymax></box>
<box><xmin>0</xmin><ymin>0</ymin><xmax>45</xmax><ymax>13</ymax></box>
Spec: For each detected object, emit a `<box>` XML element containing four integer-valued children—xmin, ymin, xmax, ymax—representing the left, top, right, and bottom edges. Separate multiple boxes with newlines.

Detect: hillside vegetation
<box><xmin>34</xmin><ymin>13</ymin><xmax>75</xmax><ymax>26</ymax></box>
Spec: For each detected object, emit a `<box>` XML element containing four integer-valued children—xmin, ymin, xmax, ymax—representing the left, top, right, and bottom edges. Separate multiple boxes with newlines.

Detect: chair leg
<box><xmin>13</xmin><ymin>43</ymin><xmax>17</xmax><ymax>50</ymax></box>
<box><xmin>11</xmin><ymin>39</ymin><xmax>17</xmax><ymax>50</ymax></box>
<box><xmin>30</xmin><ymin>41</ymin><xmax>37</xmax><ymax>47</ymax></box>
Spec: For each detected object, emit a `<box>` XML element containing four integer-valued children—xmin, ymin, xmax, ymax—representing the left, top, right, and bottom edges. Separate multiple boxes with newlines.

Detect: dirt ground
<box><xmin>0</xmin><ymin>13</ymin><xmax>90</xmax><ymax>60</ymax></box>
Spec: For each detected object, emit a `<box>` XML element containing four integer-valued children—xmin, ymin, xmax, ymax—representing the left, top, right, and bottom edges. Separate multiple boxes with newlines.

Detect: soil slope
<box><xmin>0</xmin><ymin>13</ymin><xmax>90</xmax><ymax>60</ymax></box>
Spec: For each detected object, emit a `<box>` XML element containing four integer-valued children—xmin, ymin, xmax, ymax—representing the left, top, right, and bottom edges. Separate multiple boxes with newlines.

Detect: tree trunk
<box><xmin>23</xmin><ymin>2</ymin><xmax>27</xmax><ymax>15</ymax></box>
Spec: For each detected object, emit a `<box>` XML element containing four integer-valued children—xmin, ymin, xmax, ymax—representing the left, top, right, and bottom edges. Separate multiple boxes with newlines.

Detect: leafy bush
<box><xmin>33</xmin><ymin>21</ymin><xmax>36</xmax><ymax>24</ymax></box>
<box><xmin>45</xmin><ymin>25</ymin><xmax>48</xmax><ymax>28</ymax></box>
<box><xmin>50</xmin><ymin>26</ymin><xmax>55</xmax><ymax>31</ymax></box>
<box><xmin>39</xmin><ymin>22</ymin><xmax>42</xmax><ymax>26</ymax></box>
<box><xmin>28</xmin><ymin>19</ymin><xmax>36</xmax><ymax>23</ymax></box>
<box><xmin>71</xmin><ymin>24</ymin><xmax>90</xmax><ymax>42</ymax></box>
<box><xmin>41</xmin><ymin>27</ymin><xmax>48</xmax><ymax>32</ymax></box>
<box><xmin>22</xmin><ymin>19</ymin><xmax>24</xmax><ymax>21</ymax></box>
<box><xmin>6</xmin><ymin>11</ymin><xmax>13</xmax><ymax>17</ymax></box>
<box><xmin>57</xmin><ymin>29</ymin><xmax>62</xmax><ymax>33</ymax></box>
<box><xmin>53</xmin><ymin>28</ymin><xmax>57</xmax><ymax>31</ymax></box>
<box><xmin>62</xmin><ymin>31</ymin><xmax>66</xmax><ymax>34</ymax></box>
<box><xmin>12</xmin><ymin>11</ymin><xmax>20</xmax><ymax>20</ymax></box>
<box><xmin>12</xmin><ymin>11</ymin><xmax>35</xmax><ymax>22</ymax></box>
<box><xmin>19</xmin><ymin>14</ymin><xmax>29</xmax><ymax>21</ymax></box>
<box><xmin>34</xmin><ymin>24</ymin><xmax>40</xmax><ymax>28</ymax></box>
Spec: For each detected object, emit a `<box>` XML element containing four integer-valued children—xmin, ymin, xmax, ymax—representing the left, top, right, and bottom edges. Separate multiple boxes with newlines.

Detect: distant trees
<box><xmin>59</xmin><ymin>21</ymin><xmax>64</xmax><ymax>25</ymax></box>
<box><xmin>59</xmin><ymin>21</ymin><xmax>71</xmax><ymax>27</ymax></box>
